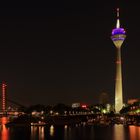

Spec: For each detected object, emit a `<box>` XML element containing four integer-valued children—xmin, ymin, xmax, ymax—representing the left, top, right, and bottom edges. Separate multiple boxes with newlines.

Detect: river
<box><xmin>0</xmin><ymin>117</ymin><xmax>140</xmax><ymax>140</ymax></box>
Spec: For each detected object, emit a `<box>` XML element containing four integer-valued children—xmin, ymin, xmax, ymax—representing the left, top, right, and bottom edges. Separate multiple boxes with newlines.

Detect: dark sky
<box><xmin>0</xmin><ymin>1</ymin><xmax>140</xmax><ymax>106</ymax></box>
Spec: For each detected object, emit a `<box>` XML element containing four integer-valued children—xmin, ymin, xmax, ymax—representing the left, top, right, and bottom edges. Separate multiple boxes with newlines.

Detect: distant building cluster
<box><xmin>127</xmin><ymin>99</ymin><xmax>140</xmax><ymax>105</ymax></box>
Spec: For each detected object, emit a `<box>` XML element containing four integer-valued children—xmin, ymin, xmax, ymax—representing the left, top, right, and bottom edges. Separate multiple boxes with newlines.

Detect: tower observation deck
<box><xmin>111</xmin><ymin>8</ymin><xmax>126</xmax><ymax>113</ymax></box>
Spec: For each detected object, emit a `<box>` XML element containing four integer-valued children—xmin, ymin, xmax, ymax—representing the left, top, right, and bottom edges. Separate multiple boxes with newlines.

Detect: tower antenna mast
<box><xmin>116</xmin><ymin>8</ymin><xmax>120</xmax><ymax>28</ymax></box>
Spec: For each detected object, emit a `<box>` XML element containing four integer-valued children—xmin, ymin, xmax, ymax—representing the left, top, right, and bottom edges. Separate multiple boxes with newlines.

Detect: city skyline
<box><xmin>0</xmin><ymin>2</ymin><xmax>140</xmax><ymax>106</ymax></box>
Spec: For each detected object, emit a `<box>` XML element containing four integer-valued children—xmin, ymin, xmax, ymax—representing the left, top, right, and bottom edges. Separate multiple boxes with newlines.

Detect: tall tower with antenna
<box><xmin>111</xmin><ymin>8</ymin><xmax>126</xmax><ymax>113</ymax></box>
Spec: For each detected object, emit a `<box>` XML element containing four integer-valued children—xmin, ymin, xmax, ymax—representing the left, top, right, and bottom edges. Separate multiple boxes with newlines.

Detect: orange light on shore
<box><xmin>1</xmin><ymin>117</ymin><xmax>8</xmax><ymax>125</ymax></box>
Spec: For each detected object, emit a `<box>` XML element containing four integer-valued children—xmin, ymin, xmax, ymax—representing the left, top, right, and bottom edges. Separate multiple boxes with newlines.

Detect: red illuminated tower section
<box><xmin>2</xmin><ymin>83</ymin><xmax>7</xmax><ymax>113</ymax></box>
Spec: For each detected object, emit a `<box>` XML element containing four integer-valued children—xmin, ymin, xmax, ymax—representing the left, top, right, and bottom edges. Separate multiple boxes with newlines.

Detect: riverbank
<box><xmin>4</xmin><ymin>114</ymin><xmax>140</xmax><ymax>127</ymax></box>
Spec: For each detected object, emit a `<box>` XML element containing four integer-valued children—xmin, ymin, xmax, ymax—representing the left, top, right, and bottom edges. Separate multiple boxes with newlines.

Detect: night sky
<box><xmin>0</xmin><ymin>1</ymin><xmax>140</xmax><ymax>106</ymax></box>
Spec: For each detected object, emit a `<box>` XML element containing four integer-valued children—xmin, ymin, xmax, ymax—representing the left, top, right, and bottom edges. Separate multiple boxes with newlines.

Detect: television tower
<box><xmin>111</xmin><ymin>8</ymin><xmax>126</xmax><ymax>113</ymax></box>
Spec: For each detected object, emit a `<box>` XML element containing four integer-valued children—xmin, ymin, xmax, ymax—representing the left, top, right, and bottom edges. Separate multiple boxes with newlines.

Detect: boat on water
<box><xmin>31</xmin><ymin>121</ymin><xmax>46</xmax><ymax>126</ymax></box>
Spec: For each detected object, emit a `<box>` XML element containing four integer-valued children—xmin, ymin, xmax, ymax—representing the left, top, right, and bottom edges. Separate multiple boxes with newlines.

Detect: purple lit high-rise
<box><xmin>111</xmin><ymin>8</ymin><xmax>126</xmax><ymax>113</ymax></box>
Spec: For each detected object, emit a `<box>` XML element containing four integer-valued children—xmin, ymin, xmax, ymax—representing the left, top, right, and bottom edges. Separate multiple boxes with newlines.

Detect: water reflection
<box><xmin>129</xmin><ymin>125</ymin><xmax>140</xmax><ymax>140</ymax></box>
<box><xmin>1</xmin><ymin>125</ymin><xmax>9</xmax><ymax>140</ymax></box>
<box><xmin>31</xmin><ymin>126</ymin><xmax>38</xmax><ymax>140</ymax></box>
<box><xmin>2</xmin><ymin>119</ymin><xmax>140</xmax><ymax>140</ymax></box>
<box><xmin>39</xmin><ymin>126</ymin><xmax>44</xmax><ymax>140</ymax></box>
<box><xmin>64</xmin><ymin>125</ymin><xmax>68</xmax><ymax>140</ymax></box>
<box><xmin>29</xmin><ymin>124</ymin><xmax>140</xmax><ymax>140</ymax></box>
<box><xmin>50</xmin><ymin>125</ymin><xmax>54</xmax><ymax>136</ymax></box>
<box><xmin>113</xmin><ymin>124</ymin><xmax>125</xmax><ymax>140</ymax></box>
<box><xmin>0</xmin><ymin>117</ymin><xmax>9</xmax><ymax>140</ymax></box>
<box><xmin>31</xmin><ymin>126</ymin><xmax>45</xmax><ymax>140</ymax></box>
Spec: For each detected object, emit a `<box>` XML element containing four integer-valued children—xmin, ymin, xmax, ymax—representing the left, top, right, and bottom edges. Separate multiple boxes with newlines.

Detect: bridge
<box><xmin>0</xmin><ymin>83</ymin><xmax>26</xmax><ymax>117</ymax></box>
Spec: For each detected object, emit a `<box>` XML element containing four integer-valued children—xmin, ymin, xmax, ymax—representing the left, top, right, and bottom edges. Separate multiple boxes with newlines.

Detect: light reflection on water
<box><xmin>39</xmin><ymin>126</ymin><xmax>44</xmax><ymax>140</ymax></box>
<box><xmin>31</xmin><ymin>126</ymin><xmax>38</xmax><ymax>140</ymax></box>
<box><xmin>49</xmin><ymin>125</ymin><xmax>54</xmax><ymax>137</ymax></box>
<box><xmin>1</xmin><ymin>119</ymin><xmax>140</xmax><ymax>140</ymax></box>
<box><xmin>30</xmin><ymin>125</ymin><xmax>140</xmax><ymax>140</ymax></box>
<box><xmin>129</xmin><ymin>125</ymin><xmax>140</xmax><ymax>140</ymax></box>
<box><xmin>0</xmin><ymin>117</ymin><xmax>9</xmax><ymax>140</ymax></box>
<box><xmin>1</xmin><ymin>125</ymin><xmax>9</xmax><ymax>140</ymax></box>
<box><xmin>64</xmin><ymin>125</ymin><xmax>68</xmax><ymax>140</ymax></box>
<box><xmin>113</xmin><ymin>124</ymin><xmax>125</xmax><ymax>140</ymax></box>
